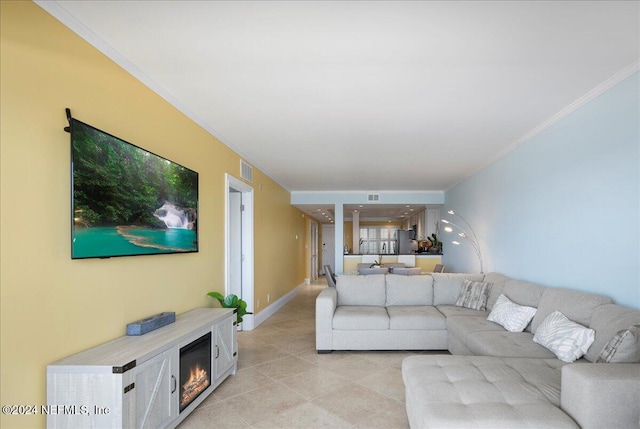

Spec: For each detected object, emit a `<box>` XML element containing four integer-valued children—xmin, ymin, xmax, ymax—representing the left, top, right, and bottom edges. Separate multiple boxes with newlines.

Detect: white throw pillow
<box><xmin>487</xmin><ymin>294</ymin><xmax>537</xmax><ymax>332</ymax></box>
<box><xmin>533</xmin><ymin>310</ymin><xmax>595</xmax><ymax>362</ymax></box>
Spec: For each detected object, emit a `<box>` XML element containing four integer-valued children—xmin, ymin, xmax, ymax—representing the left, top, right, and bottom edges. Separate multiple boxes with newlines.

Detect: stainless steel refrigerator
<box><xmin>398</xmin><ymin>230</ymin><xmax>417</xmax><ymax>254</ymax></box>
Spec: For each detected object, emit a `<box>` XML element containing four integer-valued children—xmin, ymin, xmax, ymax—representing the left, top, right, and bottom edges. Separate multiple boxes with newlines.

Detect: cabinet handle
<box><xmin>171</xmin><ymin>375</ymin><xmax>176</xmax><ymax>394</ymax></box>
<box><xmin>215</xmin><ymin>345</ymin><xmax>220</xmax><ymax>359</ymax></box>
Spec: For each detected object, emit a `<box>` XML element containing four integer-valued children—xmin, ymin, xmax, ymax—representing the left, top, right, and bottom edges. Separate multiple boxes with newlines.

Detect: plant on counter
<box><xmin>207</xmin><ymin>292</ymin><xmax>252</xmax><ymax>323</ymax></box>
<box><xmin>428</xmin><ymin>233</ymin><xmax>443</xmax><ymax>254</ymax></box>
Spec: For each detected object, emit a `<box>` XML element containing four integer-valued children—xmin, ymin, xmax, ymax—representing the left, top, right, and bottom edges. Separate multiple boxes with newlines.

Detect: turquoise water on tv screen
<box><xmin>72</xmin><ymin>226</ymin><xmax>197</xmax><ymax>258</ymax></box>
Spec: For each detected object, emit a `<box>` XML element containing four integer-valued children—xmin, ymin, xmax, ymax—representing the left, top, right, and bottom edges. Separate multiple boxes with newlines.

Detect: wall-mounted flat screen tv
<box><xmin>70</xmin><ymin>118</ymin><xmax>198</xmax><ymax>259</ymax></box>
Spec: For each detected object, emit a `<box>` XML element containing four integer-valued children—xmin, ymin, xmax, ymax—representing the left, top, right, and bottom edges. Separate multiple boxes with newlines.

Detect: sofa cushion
<box><xmin>336</xmin><ymin>273</ymin><xmax>386</xmax><ymax>306</ymax></box>
<box><xmin>487</xmin><ymin>294</ymin><xmax>537</xmax><ymax>332</ymax></box>
<box><xmin>455</xmin><ymin>279</ymin><xmax>492</xmax><ymax>311</ymax></box>
<box><xmin>585</xmin><ymin>303</ymin><xmax>640</xmax><ymax>362</ymax></box>
<box><xmin>432</xmin><ymin>273</ymin><xmax>485</xmax><ymax>305</ymax></box>
<box><xmin>446</xmin><ymin>315</ymin><xmax>504</xmax><ymax>343</ymax></box>
<box><xmin>385</xmin><ymin>274</ymin><xmax>433</xmax><ymax>306</ymax></box>
<box><xmin>387</xmin><ymin>306</ymin><xmax>446</xmax><ymax>330</ymax></box>
<box><xmin>482</xmin><ymin>272</ymin><xmax>511</xmax><ymax>310</ymax></box>
<box><xmin>437</xmin><ymin>305</ymin><xmax>489</xmax><ymax>318</ymax></box>
<box><xmin>332</xmin><ymin>306</ymin><xmax>389</xmax><ymax>330</ymax></box>
<box><xmin>502</xmin><ymin>279</ymin><xmax>546</xmax><ymax>308</ymax></box>
<box><xmin>533</xmin><ymin>311</ymin><xmax>595</xmax><ymax>362</ymax></box>
<box><xmin>595</xmin><ymin>324</ymin><xmax>640</xmax><ymax>363</ymax></box>
<box><xmin>465</xmin><ymin>330</ymin><xmax>557</xmax><ymax>359</ymax></box>
<box><xmin>531</xmin><ymin>288</ymin><xmax>612</xmax><ymax>334</ymax></box>
<box><xmin>402</xmin><ymin>355</ymin><xmax>578</xmax><ymax>429</ymax></box>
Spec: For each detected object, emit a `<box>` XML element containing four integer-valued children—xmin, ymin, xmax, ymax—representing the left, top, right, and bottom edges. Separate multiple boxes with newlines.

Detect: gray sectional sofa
<box><xmin>315</xmin><ymin>272</ymin><xmax>640</xmax><ymax>429</ymax></box>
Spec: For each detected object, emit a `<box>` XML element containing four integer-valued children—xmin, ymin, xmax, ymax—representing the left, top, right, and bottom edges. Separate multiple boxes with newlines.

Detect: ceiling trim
<box><xmin>34</xmin><ymin>0</ymin><xmax>288</xmax><ymax>192</ymax></box>
<box><xmin>446</xmin><ymin>59</ymin><xmax>640</xmax><ymax>192</ymax></box>
<box><xmin>36</xmin><ymin>1</ymin><xmax>638</xmax><ymax>196</ymax></box>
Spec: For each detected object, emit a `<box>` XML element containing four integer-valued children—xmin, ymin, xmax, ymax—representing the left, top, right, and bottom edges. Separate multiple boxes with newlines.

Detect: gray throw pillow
<box><xmin>595</xmin><ymin>324</ymin><xmax>640</xmax><ymax>363</ymax></box>
<box><xmin>455</xmin><ymin>279</ymin><xmax>492</xmax><ymax>311</ymax></box>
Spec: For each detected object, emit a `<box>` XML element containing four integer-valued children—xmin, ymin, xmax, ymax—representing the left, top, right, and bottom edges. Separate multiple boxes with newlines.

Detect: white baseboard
<box><xmin>249</xmin><ymin>282</ymin><xmax>307</xmax><ymax>329</ymax></box>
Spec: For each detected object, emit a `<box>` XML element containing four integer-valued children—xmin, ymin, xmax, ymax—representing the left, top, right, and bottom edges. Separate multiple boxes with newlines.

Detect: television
<box><xmin>70</xmin><ymin>118</ymin><xmax>198</xmax><ymax>259</ymax></box>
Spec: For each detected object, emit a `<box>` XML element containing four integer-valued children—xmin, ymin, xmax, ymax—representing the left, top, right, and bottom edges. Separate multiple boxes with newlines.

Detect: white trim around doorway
<box><xmin>225</xmin><ymin>174</ymin><xmax>255</xmax><ymax>330</ymax></box>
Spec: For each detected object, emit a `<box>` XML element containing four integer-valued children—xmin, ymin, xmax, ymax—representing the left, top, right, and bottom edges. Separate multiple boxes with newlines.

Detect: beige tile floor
<box><xmin>178</xmin><ymin>278</ymin><xmax>447</xmax><ymax>429</ymax></box>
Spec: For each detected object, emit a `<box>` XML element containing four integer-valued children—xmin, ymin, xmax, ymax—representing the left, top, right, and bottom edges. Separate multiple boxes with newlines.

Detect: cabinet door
<box><xmin>213</xmin><ymin>315</ymin><xmax>236</xmax><ymax>381</ymax></box>
<box><xmin>134</xmin><ymin>350</ymin><xmax>176</xmax><ymax>429</ymax></box>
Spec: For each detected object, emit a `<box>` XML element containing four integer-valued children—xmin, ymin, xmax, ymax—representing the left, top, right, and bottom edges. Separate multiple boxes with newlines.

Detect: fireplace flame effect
<box><xmin>180</xmin><ymin>363</ymin><xmax>210</xmax><ymax>408</ymax></box>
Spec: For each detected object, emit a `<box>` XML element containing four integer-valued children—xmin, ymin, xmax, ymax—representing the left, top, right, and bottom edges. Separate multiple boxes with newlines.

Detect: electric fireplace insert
<box><xmin>179</xmin><ymin>332</ymin><xmax>211</xmax><ymax>412</ymax></box>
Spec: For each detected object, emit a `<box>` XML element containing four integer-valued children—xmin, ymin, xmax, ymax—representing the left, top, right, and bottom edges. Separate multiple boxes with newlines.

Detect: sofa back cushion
<box><xmin>336</xmin><ymin>274</ymin><xmax>386</xmax><ymax>306</ymax></box>
<box><xmin>482</xmin><ymin>272</ymin><xmax>511</xmax><ymax>310</ymax></box>
<box><xmin>531</xmin><ymin>288</ymin><xmax>612</xmax><ymax>334</ymax></box>
<box><xmin>432</xmin><ymin>273</ymin><xmax>484</xmax><ymax>305</ymax></box>
<box><xmin>385</xmin><ymin>274</ymin><xmax>433</xmax><ymax>306</ymax></box>
<box><xmin>502</xmin><ymin>279</ymin><xmax>546</xmax><ymax>308</ymax></box>
<box><xmin>585</xmin><ymin>303</ymin><xmax>640</xmax><ymax>362</ymax></box>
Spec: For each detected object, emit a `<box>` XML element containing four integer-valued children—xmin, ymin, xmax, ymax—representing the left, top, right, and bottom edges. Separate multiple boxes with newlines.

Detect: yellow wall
<box><xmin>0</xmin><ymin>3</ymin><xmax>305</xmax><ymax>428</ymax></box>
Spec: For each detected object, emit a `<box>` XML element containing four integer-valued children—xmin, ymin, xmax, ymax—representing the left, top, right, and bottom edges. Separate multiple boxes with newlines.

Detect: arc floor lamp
<box><xmin>441</xmin><ymin>210</ymin><xmax>484</xmax><ymax>274</ymax></box>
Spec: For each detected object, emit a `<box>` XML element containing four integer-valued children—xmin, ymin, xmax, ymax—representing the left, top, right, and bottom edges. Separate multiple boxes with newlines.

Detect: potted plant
<box><xmin>427</xmin><ymin>233</ymin><xmax>442</xmax><ymax>254</ymax></box>
<box><xmin>207</xmin><ymin>292</ymin><xmax>252</xmax><ymax>324</ymax></box>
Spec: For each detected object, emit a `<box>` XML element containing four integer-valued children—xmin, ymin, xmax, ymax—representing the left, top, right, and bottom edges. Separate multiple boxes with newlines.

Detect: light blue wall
<box><xmin>443</xmin><ymin>72</ymin><xmax>639</xmax><ymax>309</ymax></box>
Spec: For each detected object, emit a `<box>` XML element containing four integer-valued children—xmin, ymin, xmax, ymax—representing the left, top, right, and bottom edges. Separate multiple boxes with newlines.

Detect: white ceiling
<box><xmin>40</xmin><ymin>1</ymin><xmax>639</xmax><ymax>198</ymax></box>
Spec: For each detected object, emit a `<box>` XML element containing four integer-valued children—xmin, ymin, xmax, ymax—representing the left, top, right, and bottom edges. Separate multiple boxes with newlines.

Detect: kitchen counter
<box><xmin>343</xmin><ymin>254</ymin><xmax>442</xmax><ymax>272</ymax></box>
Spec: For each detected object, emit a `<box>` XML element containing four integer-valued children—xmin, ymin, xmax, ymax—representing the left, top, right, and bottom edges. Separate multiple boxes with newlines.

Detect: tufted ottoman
<box><xmin>401</xmin><ymin>355</ymin><xmax>579</xmax><ymax>429</ymax></box>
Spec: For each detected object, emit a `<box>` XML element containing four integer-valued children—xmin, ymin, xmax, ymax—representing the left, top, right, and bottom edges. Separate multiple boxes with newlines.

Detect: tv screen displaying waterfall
<box><xmin>70</xmin><ymin>118</ymin><xmax>198</xmax><ymax>259</ymax></box>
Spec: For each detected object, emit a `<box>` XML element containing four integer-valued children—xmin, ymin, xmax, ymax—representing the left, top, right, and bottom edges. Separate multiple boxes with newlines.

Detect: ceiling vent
<box><xmin>367</xmin><ymin>193</ymin><xmax>380</xmax><ymax>202</ymax></box>
<box><xmin>240</xmin><ymin>160</ymin><xmax>253</xmax><ymax>182</ymax></box>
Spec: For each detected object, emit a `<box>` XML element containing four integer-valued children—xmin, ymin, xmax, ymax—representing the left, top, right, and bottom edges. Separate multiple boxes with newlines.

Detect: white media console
<box><xmin>47</xmin><ymin>308</ymin><xmax>238</xmax><ymax>429</ymax></box>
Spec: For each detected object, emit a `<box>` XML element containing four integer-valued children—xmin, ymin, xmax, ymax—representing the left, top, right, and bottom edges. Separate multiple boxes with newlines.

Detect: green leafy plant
<box><xmin>207</xmin><ymin>292</ymin><xmax>252</xmax><ymax>323</ymax></box>
<box><xmin>428</xmin><ymin>233</ymin><xmax>443</xmax><ymax>254</ymax></box>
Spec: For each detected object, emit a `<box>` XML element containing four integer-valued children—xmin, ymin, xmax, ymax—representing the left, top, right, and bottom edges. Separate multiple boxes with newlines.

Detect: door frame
<box><xmin>225</xmin><ymin>174</ymin><xmax>254</xmax><ymax>330</ymax></box>
<box><xmin>309</xmin><ymin>220</ymin><xmax>319</xmax><ymax>283</ymax></box>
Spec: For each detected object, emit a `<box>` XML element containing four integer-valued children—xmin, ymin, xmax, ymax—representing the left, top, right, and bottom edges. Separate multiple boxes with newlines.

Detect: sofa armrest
<box><xmin>315</xmin><ymin>287</ymin><xmax>337</xmax><ymax>352</ymax></box>
<box><xmin>561</xmin><ymin>363</ymin><xmax>640</xmax><ymax>429</ymax></box>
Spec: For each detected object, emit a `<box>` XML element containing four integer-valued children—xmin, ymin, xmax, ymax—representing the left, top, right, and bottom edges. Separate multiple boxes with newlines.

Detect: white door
<box><xmin>310</xmin><ymin>221</ymin><xmax>318</xmax><ymax>282</ymax></box>
<box><xmin>214</xmin><ymin>314</ymin><xmax>236</xmax><ymax>382</ymax></box>
<box><xmin>321</xmin><ymin>225</ymin><xmax>335</xmax><ymax>275</ymax></box>
<box><xmin>225</xmin><ymin>174</ymin><xmax>254</xmax><ymax>330</ymax></box>
<box><xmin>228</xmin><ymin>190</ymin><xmax>242</xmax><ymax>298</ymax></box>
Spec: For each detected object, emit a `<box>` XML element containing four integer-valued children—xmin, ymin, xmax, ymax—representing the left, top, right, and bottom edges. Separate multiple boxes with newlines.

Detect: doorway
<box><xmin>321</xmin><ymin>224</ymin><xmax>335</xmax><ymax>275</ymax></box>
<box><xmin>225</xmin><ymin>174</ymin><xmax>254</xmax><ymax>330</ymax></box>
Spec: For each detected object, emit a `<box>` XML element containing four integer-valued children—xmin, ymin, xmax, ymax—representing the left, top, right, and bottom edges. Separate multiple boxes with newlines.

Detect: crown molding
<box><xmin>447</xmin><ymin>59</ymin><xmax>640</xmax><ymax>192</ymax></box>
<box><xmin>34</xmin><ymin>1</ymin><xmax>288</xmax><ymax>192</ymax></box>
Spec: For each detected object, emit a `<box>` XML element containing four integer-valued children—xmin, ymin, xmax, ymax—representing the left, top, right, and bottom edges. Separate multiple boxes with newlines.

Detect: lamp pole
<box><xmin>441</xmin><ymin>211</ymin><xmax>484</xmax><ymax>274</ymax></box>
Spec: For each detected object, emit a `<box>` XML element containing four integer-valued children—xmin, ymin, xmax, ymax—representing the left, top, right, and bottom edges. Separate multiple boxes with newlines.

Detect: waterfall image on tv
<box><xmin>70</xmin><ymin>119</ymin><xmax>198</xmax><ymax>259</ymax></box>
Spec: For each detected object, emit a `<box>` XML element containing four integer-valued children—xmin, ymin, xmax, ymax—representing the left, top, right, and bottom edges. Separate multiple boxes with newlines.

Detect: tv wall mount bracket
<box><xmin>64</xmin><ymin>107</ymin><xmax>72</xmax><ymax>133</ymax></box>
